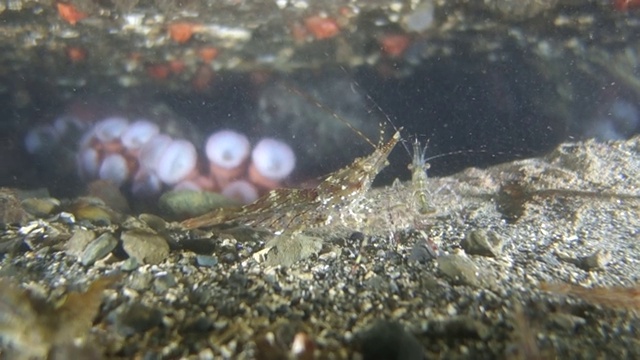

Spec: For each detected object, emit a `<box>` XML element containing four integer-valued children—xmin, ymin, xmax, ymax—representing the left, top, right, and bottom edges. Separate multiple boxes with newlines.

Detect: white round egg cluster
<box><xmin>26</xmin><ymin>116</ymin><xmax>296</xmax><ymax>204</ymax></box>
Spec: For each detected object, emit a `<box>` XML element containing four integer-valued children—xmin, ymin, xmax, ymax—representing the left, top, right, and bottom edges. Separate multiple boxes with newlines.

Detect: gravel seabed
<box><xmin>1</xmin><ymin>135</ymin><xmax>639</xmax><ymax>359</ymax></box>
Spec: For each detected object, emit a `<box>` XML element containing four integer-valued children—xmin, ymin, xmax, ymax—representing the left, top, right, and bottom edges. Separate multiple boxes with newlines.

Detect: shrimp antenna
<box><xmin>340</xmin><ymin>65</ymin><xmax>405</xmax><ymax>137</ymax></box>
<box><xmin>286</xmin><ymin>83</ymin><xmax>377</xmax><ymax>149</ymax></box>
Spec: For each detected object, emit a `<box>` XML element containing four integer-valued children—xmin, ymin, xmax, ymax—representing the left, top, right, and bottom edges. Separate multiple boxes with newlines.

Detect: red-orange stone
<box><xmin>66</xmin><ymin>46</ymin><xmax>87</xmax><ymax>63</ymax></box>
<box><xmin>380</xmin><ymin>34</ymin><xmax>411</xmax><ymax>58</ymax></box>
<box><xmin>614</xmin><ymin>0</ymin><xmax>640</xmax><ymax>10</ymax></box>
<box><xmin>198</xmin><ymin>47</ymin><xmax>219</xmax><ymax>63</ymax></box>
<box><xmin>147</xmin><ymin>64</ymin><xmax>170</xmax><ymax>80</ymax></box>
<box><xmin>56</xmin><ymin>3</ymin><xmax>88</xmax><ymax>25</ymax></box>
<box><xmin>169</xmin><ymin>22</ymin><xmax>197</xmax><ymax>44</ymax></box>
<box><xmin>304</xmin><ymin>15</ymin><xmax>340</xmax><ymax>40</ymax></box>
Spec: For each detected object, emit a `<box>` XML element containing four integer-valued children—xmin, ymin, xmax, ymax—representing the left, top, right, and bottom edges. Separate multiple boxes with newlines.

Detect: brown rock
<box><xmin>0</xmin><ymin>188</ymin><xmax>31</xmax><ymax>225</ymax></box>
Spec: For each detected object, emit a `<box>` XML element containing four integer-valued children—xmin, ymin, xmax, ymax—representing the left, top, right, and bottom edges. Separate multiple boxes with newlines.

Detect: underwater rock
<box><xmin>576</xmin><ymin>250</ymin><xmax>612</xmax><ymax>271</ymax></box>
<box><xmin>158</xmin><ymin>190</ymin><xmax>239</xmax><ymax>220</ymax></box>
<box><xmin>137</xmin><ymin>213</ymin><xmax>168</xmax><ymax>233</ymax></box>
<box><xmin>21</xmin><ymin>197</ymin><xmax>60</xmax><ymax>218</ymax></box>
<box><xmin>121</xmin><ymin>229</ymin><xmax>169</xmax><ymax>264</ymax></box>
<box><xmin>408</xmin><ymin>237</ymin><xmax>438</xmax><ymax>263</ymax></box>
<box><xmin>109</xmin><ymin>302</ymin><xmax>164</xmax><ymax>337</ymax></box>
<box><xmin>196</xmin><ymin>255</ymin><xmax>218</xmax><ymax>268</ymax></box>
<box><xmin>153</xmin><ymin>272</ymin><xmax>176</xmax><ymax>293</ymax></box>
<box><xmin>64</xmin><ymin>228</ymin><xmax>96</xmax><ymax>259</ymax></box>
<box><xmin>421</xmin><ymin>316</ymin><xmax>491</xmax><ymax>340</ymax></box>
<box><xmin>0</xmin><ymin>134</ymin><xmax>638</xmax><ymax>358</ymax></box>
<box><xmin>437</xmin><ymin>254</ymin><xmax>481</xmax><ymax>287</ymax></box>
<box><xmin>0</xmin><ymin>188</ymin><xmax>31</xmax><ymax>225</ymax></box>
<box><xmin>260</xmin><ymin>234</ymin><xmax>323</xmax><ymax>267</ymax></box>
<box><xmin>68</xmin><ymin>197</ymin><xmax>122</xmax><ymax>225</ymax></box>
<box><xmin>461</xmin><ymin>229</ymin><xmax>504</xmax><ymax>257</ymax></box>
<box><xmin>356</xmin><ymin>320</ymin><xmax>424</xmax><ymax>360</ymax></box>
<box><xmin>80</xmin><ymin>232</ymin><xmax>118</xmax><ymax>266</ymax></box>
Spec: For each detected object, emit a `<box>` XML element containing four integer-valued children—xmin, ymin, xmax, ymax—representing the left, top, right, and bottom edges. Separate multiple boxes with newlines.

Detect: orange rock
<box><xmin>379</xmin><ymin>34</ymin><xmax>411</xmax><ymax>58</ymax></box>
<box><xmin>192</xmin><ymin>65</ymin><xmax>214</xmax><ymax>92</ymax></box>
<box><xmin>304</xmin><ymin>15</ymin><xmax>340</xmax><ymax>40</ymax></box>
<box><xmin>614</xmin><ymin>0</ymin><xmax>640</xmax><ymax>10</ymax></box>
<box><xmin>169</xmin><ymin>22</ymin><xmax>198</xmax><ymax>44</ymax></box>
<box><xmin>66</xmin><ymin>46</ymin><xmax>87</xmax><ymax>63</ymax></box>
<box><xmin>168</xmin><ymin>59</ymin><xmax>185</xmax><ymax>74</ymax></box>
<box><xmin>147</xmin><ymin>64</ymin><xmax>170</xmax><ymax>80</ymax></box>
<box><xmin>56</xmin><ymin>3</ymin><xmax>88</xmax><ymax>26</ymax></box>
<box><xmin>198</xmin><ymin>47</ymin><xmax>219</xmax><ymax>63</ymax></box>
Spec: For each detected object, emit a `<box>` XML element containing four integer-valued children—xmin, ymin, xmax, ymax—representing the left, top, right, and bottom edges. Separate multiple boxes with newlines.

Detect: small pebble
<box><xmin>196</xmin><ymin>255</ymin><xmax>218</xmax><ymax>267</ymax></box>
<box><xmin>0</xmin><ymin>188</ymin><xmax>31</xmax><ymax>225</ymax></box>
<box><xmin>409</xmin><ymin>239</ymin><xmax>437</xmax><ymax>263</ymax></box>
<box><xmin>138</xmin><ymin>213</ymin><xmax>168</xmax><ymax>232</ymax></box>
<box><xmin>577</xmin><ymin>250</ymin><xmax>611</xmax><ymax>271</ymax></box>
<box><xmin>72</xmin><ymin>204</ymin><xmax>112</xmax><ymax>226</ymax></box>
<box><xmin>128</xmin><ymin>272</ymin><xmax>153</xmax><ymax>291</ymax></box>
<box><xmin>120</xmin><ymin>257</ymin><xmax>140</xmax><ymax>271</ymax></box>
<box><xmin>264</xmin><ymin>234</ymin><xmax>322</xmax><ymax>267</ymax></box>
<box><xmin>21</xmin><ymin>197</ymin><xmax>60</xmax><ymax>217</ymax></box>
<box><xmin>349</xmin><ymin>231</ymin><xmax>365</xmax><ymax>241</ymax></box>
<box><xmin>112</xmin><ymin>303</ymin><xmax>164</xmax><ymax>336</ymax></box>
<box><xmin>198</xmin><ymin>348</ymin><xmax>215</xmax><ymax>360</ymax></box>
<box><xmin>437</xmin><ymin>254</ymin><xmax>480</xmax><ymax>287</ymax></box>
<box><xmin>461</xmin><ymin>229</ymin><xmax>504</xmax><ymax>257</ymax></box>
<box><xmin>81</xmin><ymin>232</ymin><xmax>118</xmax><ymax>266</ymax></box>
<box><xmin>548</xmin><ymin>313</ymin><xmax>587</xmax><ymax>332</ymax></box>
<box><xmin>154</xmin><ymin>273</ymin><xmax>176</xmax><ymax>293</ymax></box>
<box><xmin>64</xmin><ymin>229</ymin><xmax>96</xmax><ymax>258</ymax></box>
<box><xmin>357</xmin><ymin>320</ymin><xmax>424</xmax><ymax>360</ymax></box>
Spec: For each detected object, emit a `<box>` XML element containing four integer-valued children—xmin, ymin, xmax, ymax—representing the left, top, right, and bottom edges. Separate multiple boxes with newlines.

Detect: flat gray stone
<box><xmin>21</xmin><ymin>197</ymin><xmax>60</xmax><ymax>217</ymax></box>
<box><xmin>461</xmin><ymin>229</ymin><xmax>504</xmax><ymax>257</ymax></box>
<box><xmin>65</xmin><ymin>229</ymin><xmax>96</xmax><ymax>258</ymax></box>
<box><xmin>121</xmin><ymin>230</ymin><xmax>169</xmax><ymax>265</ymax></box>
<box><xmin>263</xmin><ymin>233</ymin><xmax>323</xmax><ymax>267</ymax></box>
<box><xmin>81</xmin><ymin>232</ymin><xmax>118</xmax><ymax>266</ymax></box>
<box><xmin>437</xmin><ymin>254</ymin><xmax>480</xmax><ymax>287</ymax></box>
